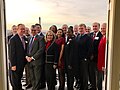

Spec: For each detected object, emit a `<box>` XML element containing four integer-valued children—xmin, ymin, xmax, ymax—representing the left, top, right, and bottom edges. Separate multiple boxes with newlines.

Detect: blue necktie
<box><xmin>29</xmin><ymin>37</ymin><xmax>34</xmax><ymax>54</ymax></box>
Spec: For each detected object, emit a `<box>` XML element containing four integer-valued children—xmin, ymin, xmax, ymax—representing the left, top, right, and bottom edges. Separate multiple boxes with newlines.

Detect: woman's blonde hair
<box><xmin>45</xmin><ymin>30</ymin><xmax>56</xmax><ymax>42</ymax></box>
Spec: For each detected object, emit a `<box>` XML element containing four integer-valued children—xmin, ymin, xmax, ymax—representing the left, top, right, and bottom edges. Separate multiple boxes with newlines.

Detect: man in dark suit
<box><xmin>26</xmin><ymin>25</ymin><xmax>45</xmax><ymax>90</ymax></box>
<box><xmin>89</xmin><ymin>22</ymin><xmax>103</xmax><ymax>90</ymax></box>
<box><xmin>9</xmin><ymin>24</ymin><xmax>28</xmax><ymax>90</ymax></box>
<box><xmin>76</xmin><ymin>24</ymin><xmax>93</xmax><ymax>90</ymax></box>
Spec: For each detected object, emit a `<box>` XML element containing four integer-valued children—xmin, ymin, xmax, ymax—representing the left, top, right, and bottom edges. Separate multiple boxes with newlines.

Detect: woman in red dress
<box><xmin>55</xmin><ymin>29</ymin><xmax>65</xmax><ymax>90</ymax></box>
<box><xmin>97</xmin><ymin>23</ymin><xmax>107</xmax><ymax>90</ymax></box>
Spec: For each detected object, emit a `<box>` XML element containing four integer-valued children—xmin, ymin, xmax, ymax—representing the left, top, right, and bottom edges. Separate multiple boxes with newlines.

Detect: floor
<box><xmin>9</xmin><ymin>69</ymin><xmax>105</xmax><ymax>90</ymax></box>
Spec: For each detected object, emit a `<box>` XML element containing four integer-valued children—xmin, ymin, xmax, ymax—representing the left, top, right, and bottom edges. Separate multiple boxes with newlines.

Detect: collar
<box><xmin>94</xmin><ymin>31</ymin><xmax>99</xmax><ymax>36</ymax></box>
<box><xmin>38</xmin><ymin>32</ymin><xmax>42</xmax><ymax>36</ymax></box>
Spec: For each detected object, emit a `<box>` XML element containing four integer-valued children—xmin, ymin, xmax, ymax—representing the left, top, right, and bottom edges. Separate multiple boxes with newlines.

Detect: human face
<box><xmin>35</xmin><ymin>26</ymin><xmax>41</xmax><ymax>33</ymax></box>
<box><xmin>12</xmin><ymin>26</ymin><xmax>17</xmax><ymax>34</ymax></box>
<box><xmin>46</xmin><ymin>32</ymin><xmax>54</xmax><ymax>41</ymax></box>
<box><xmin>50</xmin><ymin>26</ymin><xmax>56</xmax><ymax>33</ymax></box>
<box><xmin>67</xmin><ymin>30</ymin><xmax>72</xmax><ymax>38</ymax></box>
<box><xmin>17</xmin><ymin>25</ymin><xmax>25</xmax><ymax>36</ymax></box>
<box><xmin>62</xmin><ymin>25</ymin><xmax>68</xmax><ymax>34</ymax></box>
<box><xmin>56</xmin><ymin>30</ymin><xmax>63</xmax><ymax>38</ymax></box>
<box><xmin>101</xmin><ymin>24</ymin><xmax>106</xmax><ymax>36</ymax></box>
<box><xmin>74</xmin><ymin>25</ymin><xmax>78</xmax><ymax>33</ymax></box>
<box><xmin>79</xmin><ymin>26</ymin><xmax>86</xmax><ymax>35</ymax></box>
<box><xmin>93</xmin><ymin>23</ymin><xmax>100</xmax><ymax>33</ymax></box>
<box><xmin>25</xmin><ymin>27</ymin><xmax>30</xmax><ymax>35</ymax></box>
<box><xmin>31</xmin><ymin>27</ymin><xmax>37</xmax><ymax>36</ymax></box>
<box><xmin>86</xmin><ymin>27</ymin><xmax>91</xmax><ymax>34</ymax></box>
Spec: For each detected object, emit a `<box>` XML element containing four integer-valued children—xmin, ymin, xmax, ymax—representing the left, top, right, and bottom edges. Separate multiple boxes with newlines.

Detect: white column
<box><xmin>0</xmin><ymin>0</ymin><xmax>8</xmax><ymax>90</ymax></box>
<box><xmin>107</xmin><ymin>0</ymin><xmax>120</xmax><ymax>90</ymax></box>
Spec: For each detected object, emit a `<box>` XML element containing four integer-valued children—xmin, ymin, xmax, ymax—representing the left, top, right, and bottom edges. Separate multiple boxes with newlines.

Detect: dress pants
<box><xmin>79</xmin><ymin>60</ymin><xmax>89</xmax><ymax>90</ymax></box>
<box><xmin>88</xmin><ymin>61</ymin><xmax>97</xmax><ymax>90</ymax></box>
<box><xmin>45</xmin><ymin>63</ymin><xmax>56</xmax><ymax>90</ymax></box>
<box><xmin>25</xmin><ymin>63</ymin><xmax>31</xmax><ymax>85</ymax></box>
<box><xmin>97</xmin><ymin>71</ymin><xmax>104</xmax><ymax>90</ymax></box>
<box><xmin>66</xmin><ymin>67</ymin><xmax>74</xmax><ymax>90</ymax></box>
<box><xmin>9</xmin><ymin>67</ymin><xmax>24</xmax><ymax>90</ymax></box>
<box><xmin>29</xmin><ymin>62</ymin><xmax>44</xmax><ymax>90</ymax></box>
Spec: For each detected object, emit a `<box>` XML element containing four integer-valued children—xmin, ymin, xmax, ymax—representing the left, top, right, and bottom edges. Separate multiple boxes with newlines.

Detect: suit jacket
<box><xmin>9</xmin><ymin>34</ymin><xmax>28</xmax><ymax>71</ymax></box>
<box><xmin>7</xmin><ymin>34</ymin><xmax>13</xmax><ymax>42</ymax></box>
<box><xmin>76</xmin><ymin>34</ymin><xmax>93</xmax><ymax>61</ymax></box>
<box><xmin>64</xmin><ymin>36</ymin><xmax>76</xmax><ymax>69</ymax></box>
<box><xmin>38</xmin><ymin>32</ymin><xmax>44</xmax><ymax>37</ymax></box>
<box><xmin>27</xmin><ymin>35</ymin><xmax>45</xmax><ymax>65</ymax></box>
<box><xmin>90</xmin><ymin>31</ymin><xmax>103</xmax><ymax>63</ymax></box>
<box><xmin>45</xmin><ymin>41</ymin><xmax>59</xmax><ymax>64</ymax></box>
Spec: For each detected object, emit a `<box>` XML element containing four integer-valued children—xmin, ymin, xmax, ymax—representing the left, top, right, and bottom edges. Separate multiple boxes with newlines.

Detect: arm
<box><xmin>58</xmin><ymin>44</ymin><xmax>64</xmax><ymax>64</ymax></box>
<box><xmin>9</xmin><ymin>38</ymin><xmax>17</xmax><ymax>71</ymax></box>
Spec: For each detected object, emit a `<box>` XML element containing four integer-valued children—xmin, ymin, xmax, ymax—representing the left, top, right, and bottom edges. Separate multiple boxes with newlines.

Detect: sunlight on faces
<box><xmin>79</xmin><ymin>25</ymin><xmax>86</xmax><ymax>35</ymax></box>
<box><xmin>74</xmin><ymin>25</ymin><xmax>79</xmax><ymax>33</ymax></box>
<box><xmin>86</xmin><ymin>26</ymin><xmax>91</xmax><ymax>34</ymax></box>
<box><xmin>12</xmin><ymin>25</ymin><xmax>17</xmax><ymax>34</ymax></box>
<box><xmin>62</xmin><ymin>24</ymin><xmax>68</xmax><ymax>34</ymax></box>
<box><xmin>56</xmin><ymin>29</ymin><xmax>63</xmax><ymax>38</ymax></box>
<box><xmin>17</xmin><ymin>24</ymin><xmax>25</xmax><ymax>36</ymax></box>
<box><xmin>35</xmin><ymin>26</ymin><xmax>42</xmax><ymax>34</ymax></box>
<box><xmin>46</xmin><ymin>31</ymin><xmax>54</xmax><ymax>41</ymax></box>
<box><xmin>31</xmin><ymin>27</ymin><xmax>36</xmax><ymax>36</ymax></box>
<box><xmin>92</xmin><ymin>22</ymin><xmax>100</xmax><ymax>33</ymax></box>
<box><xmin>101</xmin><ymin>23</ymin><xmax>106</xmax><ymax>35</ymax></box>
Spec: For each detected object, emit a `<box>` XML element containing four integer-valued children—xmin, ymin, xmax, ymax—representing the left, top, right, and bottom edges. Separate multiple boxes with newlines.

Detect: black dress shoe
<box><xmin>26</xmin><ymin>84</ymin><xmax>32</xmax><ymax>89</ymax></box>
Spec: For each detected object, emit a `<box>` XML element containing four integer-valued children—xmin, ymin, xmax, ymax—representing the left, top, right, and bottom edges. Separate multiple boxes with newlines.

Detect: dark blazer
<box><xmin>45</xmin><ymin>42</ymin><xmax>59</xmax><ymax>65</ymax></box>
<box><xmin>76</xmin><ymin>34</ymin><xmax>93</xmax><ymax>61</ymax></box>
<box><xmin>27</xmin><ymin>35</ymin><xmax>45</xmax><ymax>65</ymax></box>
<box><xmin>90</xmin><ymin>31</ymin><xmax>103</xmax><ymax>63</ymax></box>
<box><xmin>9</xmin><ymin>34</ymin><xmax>28</xmax><ymax>70</ymax></box>
<box><xmin>64</xmin><ymin>36</ymin><xmax>76</xmax><ymax>69</ymax></box>
<box><xmin>7</xmin><ymin>34</ymin><xmax>13</xmax><ymax>42</ymax></box>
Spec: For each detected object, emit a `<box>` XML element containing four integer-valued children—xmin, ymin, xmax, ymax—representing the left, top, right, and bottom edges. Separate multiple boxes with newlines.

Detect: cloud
<box><xmin>6</xmin><ymin>0</ymin><xmax>107</xmax><ymax>30</ymax></box>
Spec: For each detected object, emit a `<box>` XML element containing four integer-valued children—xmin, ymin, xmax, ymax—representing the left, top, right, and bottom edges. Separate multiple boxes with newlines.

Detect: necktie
<box><xmin>93</xmin><ymin>33</ymin><xmax>96</xmax><ymax>40</ymax></box>
<box><xmin>29</xmin><ymin>37</ymin><xmax>34</xmax><ymax>53</ymax></box>
<box><xmin>21</xmin><ymin>37</ymin><xmax>25</xmax><ymax>49</ymax></box>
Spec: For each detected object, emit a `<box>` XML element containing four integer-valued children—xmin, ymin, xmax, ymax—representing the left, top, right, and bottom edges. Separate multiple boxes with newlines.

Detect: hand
<box><xmin>11</xmin><ymin>66</ymin><xmax>16</xmax><ymax>71</ymax></box>
<box><xmin>102</xmin><ymin>67</ymin><xmax>106</xmax><ymax>72</ymax></box>
<box><xmin>28</xmin><ymin>57</ymin><xmax>33</xmax><ymax>62</ymax></box>
<box><xmin>26</xmin><ymin>56</ymin><xmax>32</xmax><ymax>62</ymax></box>
<box><xmin>53</xmin><ymin>65</ymin><xmax>57</xmax><ymax>69</ymax></box>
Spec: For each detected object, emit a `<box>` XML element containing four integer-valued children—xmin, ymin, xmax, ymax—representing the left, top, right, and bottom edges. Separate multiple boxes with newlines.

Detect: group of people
<box><xmin>8</xmin><ymin>22</ymin><xmax>107</xmax><ymax>90</ymax></box>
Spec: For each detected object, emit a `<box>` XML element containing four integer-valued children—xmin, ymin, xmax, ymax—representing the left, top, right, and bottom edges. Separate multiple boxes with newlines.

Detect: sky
<box><xmin>5</xmin><ymin>0</ymin><xmax>108</xmax><ymax>30</ymax></box>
